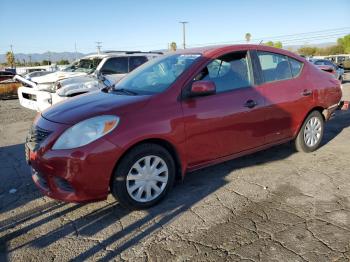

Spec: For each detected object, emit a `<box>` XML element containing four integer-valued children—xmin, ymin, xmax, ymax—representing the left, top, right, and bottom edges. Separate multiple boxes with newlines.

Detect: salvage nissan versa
<box><xmin>26</xmin><ymin>45</ymin><xmax>342</xmax><ymax>209</ymax></box>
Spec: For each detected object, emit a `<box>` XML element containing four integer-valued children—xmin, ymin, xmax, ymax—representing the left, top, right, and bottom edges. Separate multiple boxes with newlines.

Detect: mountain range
<box><xmin>0</xmin><ymin>42</ymin><xmax>336</xmax><ymax>63</ymax></box>
<box><xmin>0</xmin><ymin>52</ymin><xmax>86</xmax><ymax>63</ymax></box>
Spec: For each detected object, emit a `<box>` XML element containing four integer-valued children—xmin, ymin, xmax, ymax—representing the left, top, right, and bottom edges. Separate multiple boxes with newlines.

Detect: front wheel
<box><xmin>111</xmin><ymin>143</ymin><xmax>175</xmax><ymax>209</ymax></box>
<box><xmin>294</xmin><ymin>111</ymin><xmax>324</xmax><ymax>153</ymax></box>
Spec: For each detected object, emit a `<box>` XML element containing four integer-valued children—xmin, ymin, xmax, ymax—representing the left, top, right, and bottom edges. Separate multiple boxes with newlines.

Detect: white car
<box><xmin>16</xmin><ymin>51</ymin><xmax>162</xmax><ymax>111</ymax></box>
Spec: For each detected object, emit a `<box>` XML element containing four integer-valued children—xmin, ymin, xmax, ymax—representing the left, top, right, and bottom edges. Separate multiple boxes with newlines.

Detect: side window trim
<box><xmin>249</xmin><ymin>49</ymin><xmax>264</xmax><ymax>86</ymax></box>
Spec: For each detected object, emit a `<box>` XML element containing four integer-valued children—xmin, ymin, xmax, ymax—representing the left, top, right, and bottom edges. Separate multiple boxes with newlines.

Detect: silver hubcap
<box><xmin>304</xmin><ymin>117</ymin><xmax>322</xmax><ymax>147</ymax></box>
<box><xmin>126</xmin><ymin>155</ymin><xmax>169</xmax><ymax>203</ymax></box>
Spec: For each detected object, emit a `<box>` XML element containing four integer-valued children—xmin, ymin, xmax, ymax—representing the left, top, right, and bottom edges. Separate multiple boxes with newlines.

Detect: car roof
<box><xmin>174</xmin><ymin>44</ymin><xmax>305</xmax><ymax>61</ymax></box>
<box><xmin>82</xmin><ymin>51</ymin><xmax>162</xmax><ymax>59</ymax></box>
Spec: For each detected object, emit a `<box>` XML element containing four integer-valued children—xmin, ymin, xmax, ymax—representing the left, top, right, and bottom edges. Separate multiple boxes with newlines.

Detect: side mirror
<box><xmin>190</xmin><ymin>80</ymin><xmax>216</xmax><ymax>97</ymax></box>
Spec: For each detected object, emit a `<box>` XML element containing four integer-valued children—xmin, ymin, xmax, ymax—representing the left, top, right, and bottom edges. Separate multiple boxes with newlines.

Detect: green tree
<box><xmin>297</xmin><ymin>46</ymin><xmax>317</xmax><ymax>56</ymax></box>
<box><xmin>6</xmin><ymin>51</ymin><xmax>15</xmax><ymax>67</ymax></box>
<box><xmin>57</xmin><ymin>59</ymin><xmax>70</xmax><ymax>65</ymax></box>
<box><xmin>337</xmin><ymin>34</ymin><xmax>350</xmax><ymax>53</ymax></box>
<box><xmin>274</xmin><ymin>41</ymin><xmax>283</xmax><ymax>48</ymax></box>
<box><xmin>264</xmin><ymin>41</ymin><xmax>282</xmax><ymax>48</ymax></box>
<box><xmin>41</xmin><ymin>60</ymin><xmax>51</xmax><ymax>65</ymax></box>
<box><xmin>245</xmin><ymin>33</ymin><xmax>252</xmax><ymax>43</ymax></box>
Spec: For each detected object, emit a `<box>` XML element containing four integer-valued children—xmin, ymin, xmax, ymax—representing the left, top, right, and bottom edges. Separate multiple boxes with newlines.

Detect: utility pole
<box><xmin>48</xmin><ymin>51</ymin><xmax>51</xmax><ymax>65</ymax></box>
<box><xmin>29</xmin><ymin>55</ymin><xmax>32</xmax><ymax>66</ymax></box>
<box><xmin>10</xmin><ymin>44</ymin><xmax>15</xmax><ymax>68</ymax></box>
<box><xmin>74</xmin><ymin>42</ymin><xmax>77</xmax><ymax>60</ymax></box>
<box><xmin>179</xmin><ymin>21</ymin><xmax>188</xmax><ymax>49</ymax></box>
<box><xmin>96</xmin><ymin>41</ymin><xmax>102</xmax><ymax>54</ymax></box>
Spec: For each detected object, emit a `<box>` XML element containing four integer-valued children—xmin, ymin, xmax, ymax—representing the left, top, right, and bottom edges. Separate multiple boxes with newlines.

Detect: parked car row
<box><xmin>0</xmin><ymin>70</ymin><xmax>15</xmax><ymax>82</ymax></box>
<box><xmin>25</xmin><ymin>45</ymin><xmax>342</xmax><ymax>209</ymax></box>
<box><xmin>15</xmin><ymin>51</ymin><xmax>162</xmax><ymax>111</ymax></box>
<box><xmin>309</xmin><ymin>58</ymin><xmax>345</xmax><ymax>83</ymax></box>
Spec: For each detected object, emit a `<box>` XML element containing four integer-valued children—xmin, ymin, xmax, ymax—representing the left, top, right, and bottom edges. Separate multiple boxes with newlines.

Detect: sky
<box><xmin>1</xmin><ymin>0</ymin><xmax>350</xmax><ymax>54</ymax></box>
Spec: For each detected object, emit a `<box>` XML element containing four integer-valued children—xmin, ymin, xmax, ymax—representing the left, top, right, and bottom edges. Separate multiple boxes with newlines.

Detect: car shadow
<box><xmin>0</xmin><ymin>113</ymin><xmax>349</xmax><ymax>260</ymax></box>
<box><xmin>0</xmin><ymin>143</ymin><xmax>41</xmax><ymax>214</ymax></box>
<box><xmin>321</xmin><ymin>110</ymin><xmax>350</xmax><ymax>146</ymax></box>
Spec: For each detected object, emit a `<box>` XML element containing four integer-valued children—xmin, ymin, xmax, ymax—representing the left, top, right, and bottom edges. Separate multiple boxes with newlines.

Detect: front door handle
<box><xmin>301</xmin><ymin>89</ymin><xmax>312</xmax><ymax>96</ymax></box>
<box><xmin>244</xmin><ymin>100</ymin><xmax>257</xmax><ymax>109</ymax></box>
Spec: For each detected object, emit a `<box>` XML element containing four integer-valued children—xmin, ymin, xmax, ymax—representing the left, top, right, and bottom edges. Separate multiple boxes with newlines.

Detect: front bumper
<box><xmin>18</xmin><ymin>86</ymin><xmax>52</xmax><ymax>111</ymax></box>
<box><xmin>18</xmin><ymin>86</ymin><xmax>68</xmax><ymax>112</ymax></box>
<box><xmin>27</xmin><ymin>116</ymin><xmax>122</xmax><ymax>202</ymax></box>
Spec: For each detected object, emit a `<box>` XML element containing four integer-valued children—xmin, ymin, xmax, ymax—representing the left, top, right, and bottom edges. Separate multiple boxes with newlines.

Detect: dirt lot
<box><xmin>1</xmin><ymin>75</ymin><xmax>350</xmax><ymax>261</ymax></box>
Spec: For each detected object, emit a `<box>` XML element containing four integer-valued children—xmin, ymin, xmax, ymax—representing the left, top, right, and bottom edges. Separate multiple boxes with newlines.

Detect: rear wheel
<box><xmin>294</xmin><ymin>111</ymin><xmax>324</xmax><ymax>153</ymax></box>
<box><xmin>111</xmin><ymin>143</ymin><xmax>175</xmax><ymax>209</ymax></box>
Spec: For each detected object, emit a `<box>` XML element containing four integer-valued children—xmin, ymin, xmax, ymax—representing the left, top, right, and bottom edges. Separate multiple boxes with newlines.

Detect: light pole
<box><xmin>179</xmin><ymin>21</ymin><xmax>188</xmax><ymax>49</ymax></box>
<box><xmin>96</xmin><ymin>41</ymin><xmax>102</xmax><ymax>54</ymax></box>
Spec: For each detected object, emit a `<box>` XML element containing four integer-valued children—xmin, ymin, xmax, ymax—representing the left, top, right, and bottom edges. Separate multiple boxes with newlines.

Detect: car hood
<box><xmin>56</xmin><ymin>75</ymin><xmax>118</xmax><ymax>96</ymax></box>
<box><xmin>31</xmin><ymin>71</ymin><xmax>87</xmax><ymax>84</ymax></box>
<box><xmin>58</xmin><ymin>75</ymin><xmax>96</xmax><ymax>86</ymax></box>
<box><xmin>42</xmin><ymin>91</ymin><xmax>150</xmax><ymax>125</ymax></box>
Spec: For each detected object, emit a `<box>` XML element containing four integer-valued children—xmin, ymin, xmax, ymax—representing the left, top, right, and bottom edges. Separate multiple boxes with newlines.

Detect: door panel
<box><xmin>255</xmin><ymin>51</ymin><xmax>313</xmax><ymax>143</ymax></box>
<box><xmin>182</xmin><ymin>87</ymin><xmax>266</xmax><ymax>166</ymax></box>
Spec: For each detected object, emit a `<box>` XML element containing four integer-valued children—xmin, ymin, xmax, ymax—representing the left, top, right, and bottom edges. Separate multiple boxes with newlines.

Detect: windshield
<box><xmin>114</xmin><ymin>54</ymin><xmax>201</xmax><ymax>94</ymax></box>
<box><xmin>63</xmin><ymin>58</ymin><xmax>102</xmax><ymax>73</ymax></box>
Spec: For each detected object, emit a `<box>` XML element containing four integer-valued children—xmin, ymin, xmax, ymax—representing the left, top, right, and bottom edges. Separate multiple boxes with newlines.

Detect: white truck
<box><xmin>16</xmin><ymin>51</ymin><xmax>162</xmax><ymax>111</ymax></box>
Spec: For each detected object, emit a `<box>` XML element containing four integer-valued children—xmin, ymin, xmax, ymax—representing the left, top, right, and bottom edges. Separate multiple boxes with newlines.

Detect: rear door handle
<box><xmin>301</xmin><ymin>89</ymin><xmax>312</xmax><ymax>96</ymax></box>
<box><xmin>244</xmin><ymin>100</ymin><xmax>258</xmax><ymax>109</ymax></box>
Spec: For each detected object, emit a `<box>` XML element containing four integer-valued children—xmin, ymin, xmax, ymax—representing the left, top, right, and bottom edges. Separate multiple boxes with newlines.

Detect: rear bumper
<box><xmin>323</xmin><ymin>103</ymin><xmax>340</xmax><ymax>120</ymax></box>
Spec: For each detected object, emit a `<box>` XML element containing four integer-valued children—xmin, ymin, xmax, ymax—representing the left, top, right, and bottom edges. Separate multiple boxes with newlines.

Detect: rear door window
<box><xmin>257</xmin><ymin>51</ymin><xmax>292</xmax><ymax>82</ymax></box>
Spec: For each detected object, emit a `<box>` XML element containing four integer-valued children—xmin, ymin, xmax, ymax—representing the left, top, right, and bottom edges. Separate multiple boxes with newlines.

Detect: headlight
<box><xmin>37</xmin><ymin>83</ymin><xmax>55</xmax><ymax>92</ymax></box>
<box><xmin>52</xmin><ymin>115</ymin><xmax>119</xmax><ymax>150</ymax></box>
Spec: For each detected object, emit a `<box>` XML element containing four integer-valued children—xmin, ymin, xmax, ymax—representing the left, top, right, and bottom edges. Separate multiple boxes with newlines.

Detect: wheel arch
<box><xmin>294</xmin><ymin>106</ymin><xmax>326</xmax><ymax>138</ymax></box>
<box><xmin>109</xmin><ymin>138</ymin><xmax>184</xmax><ymax>190</ymax></box>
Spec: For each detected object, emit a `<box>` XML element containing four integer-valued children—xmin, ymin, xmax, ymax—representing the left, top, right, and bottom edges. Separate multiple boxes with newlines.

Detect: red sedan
<box><xmin>26</xmin><ymin>45</ymin><xmax>342</xmax><ymax>209</ymax></box>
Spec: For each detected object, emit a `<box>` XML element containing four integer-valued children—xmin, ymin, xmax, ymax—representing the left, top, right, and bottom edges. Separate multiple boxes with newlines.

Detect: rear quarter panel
<box><xmin>310</xmin><ymin>64</ymin><xmax>342</xmax><ymax>109</ymax></box>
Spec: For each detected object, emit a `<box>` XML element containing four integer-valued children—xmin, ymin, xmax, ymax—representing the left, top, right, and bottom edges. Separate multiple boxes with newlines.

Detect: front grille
<box><xmin>22</xmin><ymin>93</ymin><xmax>37</xmax><ymax>101</ymax></box>
<box><xmin>26</xmin><ymin>126</ymin><xmax>51</xmax><ymax>151</ymax></box>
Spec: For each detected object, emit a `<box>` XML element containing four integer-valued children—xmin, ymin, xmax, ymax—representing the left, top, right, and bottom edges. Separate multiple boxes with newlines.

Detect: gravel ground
<box><xmin>0</xmin><ymin>75</ymin><xmax>350</xmax><ymax>261</ymax></box>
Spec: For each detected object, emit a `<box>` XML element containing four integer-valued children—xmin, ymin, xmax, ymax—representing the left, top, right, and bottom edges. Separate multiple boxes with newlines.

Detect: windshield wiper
<box><xmin>111</xmin><ymin>88</ymin><xmax>138</xmax><ymax>96</ymax></box>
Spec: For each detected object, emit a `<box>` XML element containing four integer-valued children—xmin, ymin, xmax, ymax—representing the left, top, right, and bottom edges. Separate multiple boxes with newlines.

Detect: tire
<box><xmin>111</xmin><ymin>143</ymin><xmax>175</xmax><ymax>209</ymax></box>
<box><xmin>294</xmin><ymin>111</ymin><xmax>324</xmax><ymax>153</ymax></box>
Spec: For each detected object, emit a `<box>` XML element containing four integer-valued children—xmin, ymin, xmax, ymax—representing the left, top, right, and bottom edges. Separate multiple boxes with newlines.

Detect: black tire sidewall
<box><xmin>111</xmin><ymin>144</ymin><xmax>175</xmax><ymax>209</ymax></box>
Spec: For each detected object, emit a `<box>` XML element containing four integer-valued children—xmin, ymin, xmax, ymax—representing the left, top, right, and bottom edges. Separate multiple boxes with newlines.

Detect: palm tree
<box><xmin>245</xmin><ymin>33</ymin><xmax>252</xmax><ymax>43</ymax></box>
<box><xmin>170</xmin><ymin>42</ymin><xmax>177</xmax><ymax>51</ymax></box>
<box><xmin>6</xmin><ymin>51</ymin><xmax>15</xmax><ymax>68</ymax></box>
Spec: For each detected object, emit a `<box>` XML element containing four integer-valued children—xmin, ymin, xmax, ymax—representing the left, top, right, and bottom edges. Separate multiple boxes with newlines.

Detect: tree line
<box><xmin>2</xmin><ymin>53</ymin><xmax>70</xmax><ymax>68</ymax></box>
<box><xmin>296</xmin><ymin>34</ymin><xmax>350</xmax><ymax>57</ymax></box>
<box><xmin>3</xmin><ymin>34</ymin><xmax>350</xmax><ymax>68</ymax></box>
